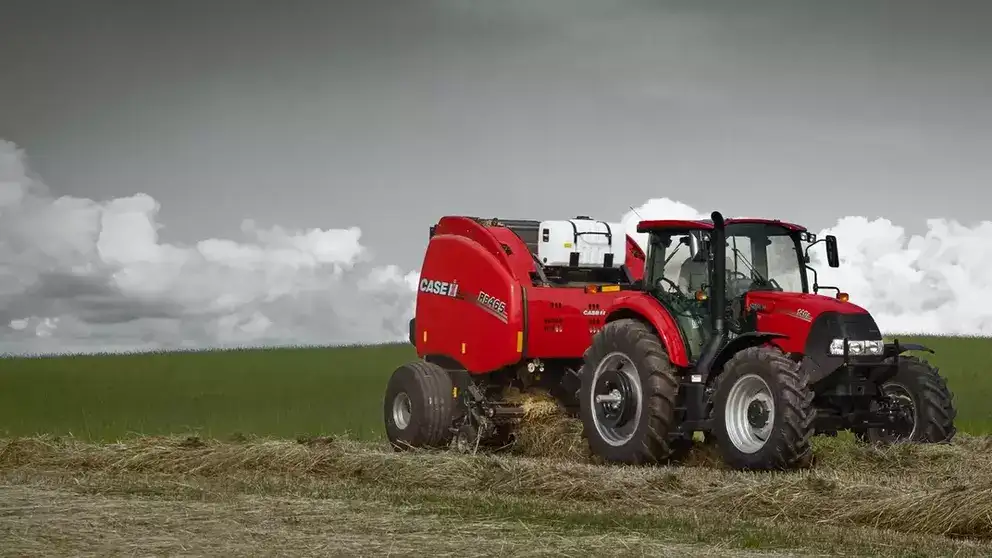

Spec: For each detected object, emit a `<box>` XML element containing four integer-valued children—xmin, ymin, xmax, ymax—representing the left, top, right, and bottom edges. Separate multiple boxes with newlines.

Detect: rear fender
<box><xmin>605</xmin><ymin>296</ymin><xmax>689</xmax><ymax>368</ymax></box>
<box><xmin>711</xmin><ymin>332</ymin><xmax>789</xmax><ymax>375</ymax></box>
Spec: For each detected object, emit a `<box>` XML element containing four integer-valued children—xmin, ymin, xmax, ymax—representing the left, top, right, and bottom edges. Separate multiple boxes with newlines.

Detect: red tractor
<box><xmin>383</xmin><ymin>211</ymin><xmax>957</xmax><ymax>470</ymax></box>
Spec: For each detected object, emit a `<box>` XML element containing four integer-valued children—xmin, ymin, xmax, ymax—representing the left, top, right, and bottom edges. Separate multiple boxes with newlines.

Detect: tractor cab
<box><xmin>636</xmin><ymin>217</ymin><xmax>841</xmax><ymax>361</ymax></box>
<box><xmin>637</xmin><ymin>219</ymin><xmax>716</xmax><ymax>361</ymax></box>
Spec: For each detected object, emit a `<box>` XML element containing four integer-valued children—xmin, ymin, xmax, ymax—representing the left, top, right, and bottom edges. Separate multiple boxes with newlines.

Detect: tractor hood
<box><xmin>744</xmin><ymin>290</ymin><xmax>870</xmax><ymax>322</ymax></box>
<box><xmin>744</xmin><ymin>290</ymin><xmax>885</xmax><ymax>384</ymax></box>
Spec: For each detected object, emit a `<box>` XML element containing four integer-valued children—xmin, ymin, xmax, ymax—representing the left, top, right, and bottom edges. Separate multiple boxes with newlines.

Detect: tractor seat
<box><xmin>678</xmin><ymin>258</ymin><xmax>708</xmax><ymax>294</ymax></box>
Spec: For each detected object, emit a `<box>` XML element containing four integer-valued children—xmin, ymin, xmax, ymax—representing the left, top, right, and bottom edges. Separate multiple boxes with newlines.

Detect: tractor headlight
<box><xmin>829</xmin><ymin>338</ymin><xmax>884</xmax><ymax>356</ymax></box>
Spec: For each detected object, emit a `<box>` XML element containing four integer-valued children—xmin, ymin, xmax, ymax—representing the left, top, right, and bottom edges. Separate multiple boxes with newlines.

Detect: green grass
<box><xmin>1</xmin><ymin>336</ymin><xmax>991</xmax><ymax>441</ymax></box>
<box><xmin>0</xmin><ymin>343</ymin><xmax>414</xmax><ymax>441</ymax></box>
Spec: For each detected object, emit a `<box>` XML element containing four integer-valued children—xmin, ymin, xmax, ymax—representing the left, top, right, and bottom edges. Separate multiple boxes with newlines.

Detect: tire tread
<box><xmin>713</xmin><ymin>345</ymin><xmax>816</xmax><ymax>470</ymax></box>
<box><xmin>384</xmin><ymin>359</ymin><xmax>455</xmax><ymax>450</ymax></box>
<box><xmin>580</xmin><ymin>318</ymin><xmax>680</xmax><ymax>464</ymax></box>
<box><xmin>861</xmin><ymin>355</ymin><xmax>957</xmax><ymax>445</ymax></box>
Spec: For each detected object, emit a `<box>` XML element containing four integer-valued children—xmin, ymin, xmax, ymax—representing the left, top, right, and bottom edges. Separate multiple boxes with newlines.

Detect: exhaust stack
<box><xmin>709</xmin><ymin>210</ymin><xmax>726</xmax><ymax>336</ymax></box>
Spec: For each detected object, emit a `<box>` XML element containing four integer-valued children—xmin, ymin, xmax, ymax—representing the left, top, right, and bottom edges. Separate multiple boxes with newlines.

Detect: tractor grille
<box><xmin>803</xmin><ymin>311</ymin><xmax>884</xmax><ymax>384</ymax></box>
<box><xmin>807</xmin><ymin>312</ymin><xmax>883</xmax><ymax>347</ymax></box>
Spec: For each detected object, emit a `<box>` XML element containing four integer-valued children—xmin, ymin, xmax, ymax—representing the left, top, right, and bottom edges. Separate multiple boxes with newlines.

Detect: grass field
<box><xmin>2</xmin><ymin>335</ymin><xmax>992</xmax><ymax>556</ymax></box>
<box><xmin>2</xmin><ymin>335</ymin><xmax>991</xmax><ymax>441</ymax></box>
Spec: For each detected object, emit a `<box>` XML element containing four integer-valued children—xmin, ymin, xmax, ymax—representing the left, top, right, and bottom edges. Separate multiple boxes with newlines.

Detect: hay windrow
<box><xmin>501</xmin><ymin>386</ymin><xmax>589</xmax><ymax>461</ymax></box>
<box><xmin>4</xmin><ymin>433</ymin><xmax>992</xmax><ymax>540</ymax></box>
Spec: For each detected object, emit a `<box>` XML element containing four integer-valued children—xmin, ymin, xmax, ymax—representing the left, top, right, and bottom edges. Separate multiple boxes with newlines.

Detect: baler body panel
<box><xmin>625</xmin><ymin>235</ymin><xmax>646</xmax><ymax>281</ymax></box>
<box><xmin>415</xmin><ymin>233</ymin><xmax>524</xmax><ymax>373</ymax></box>
<box><xmin>413</xmin><ymin>215</ymin><xmax>685</xmax><ymax>374</ymax></box>
<box><xmin>487</xmin><ymin>226</ymin><xmax>540</xmax><ymax>283</ymax></box>
<box><xmin>523</xmin><ymin>287</ymin><xmax>623</xmax><ymax>359</ymax></box>
<box><xmin>432</xmin><ymin>216</ymin><xmax>516</xmax><ymax>275</ymax></box>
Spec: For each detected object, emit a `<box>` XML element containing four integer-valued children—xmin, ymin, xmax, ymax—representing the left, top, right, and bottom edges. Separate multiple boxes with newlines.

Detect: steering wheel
<box><xmin>655</xmin><ymin>277</ymin><xmax>699</xmax><ymax>314</ymax></box>
<box><xmin>655</xmin><ymin>276</ymin><xmax>682</xmax><ymax>295</ymax></box>
<box><xmin>729</xmin><ymin>269</ymin><xmax>784</xmax><ymax>292</ymax></box>
<box><xmin>728</xmin><ymin>270</ymin><xmax>750</xmax><ymax>282</ymax></box>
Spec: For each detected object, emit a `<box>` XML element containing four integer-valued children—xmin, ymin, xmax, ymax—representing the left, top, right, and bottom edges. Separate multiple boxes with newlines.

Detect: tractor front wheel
<box><xmin>855</xmin><ymin>356</ymin><xmax>957</xmax><ymax>445</ymax></box>
<box><xmin>578</xmin><ymin>318</ymin><xmax>680</xmax><ymax>465</ymax></box>
<box><xmin>710</xmin><ymin>346</ymin><xmax>816</xmax><ymax>470</ymax></box>
<box><xmin>383</xmin><ymin>360</ymin><xmax>456</xmax><ymax>451</ymax></box>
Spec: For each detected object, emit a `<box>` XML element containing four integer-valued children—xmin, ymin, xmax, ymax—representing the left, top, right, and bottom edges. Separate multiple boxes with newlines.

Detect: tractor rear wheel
<box><xmin>578</xmin><ymin>318</ymin><xmax>680</xmax><ymax>465</ymax></box>
<box><xmin>710</xmin><ymin>346</ymin><xmax>816</xmax><ymax>470</ymax></box>
<box><xmin>855</xmin><ymin>356</ymin><xmax>957</xmax><ymax>445</ymax></box>
<box><xmin>383</xmin><ymin>359</ymin><xmax>456</xmax><ymax>451</ymax></box>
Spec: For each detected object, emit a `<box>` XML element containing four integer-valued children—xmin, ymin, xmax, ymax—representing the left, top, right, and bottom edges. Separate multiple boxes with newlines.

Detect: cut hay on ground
<box><xmin>500</xmin><ymin>386</ymin><xmax>589</xmax><ymax>461</ymax></box>
<box><xmin>3</xmin><ymin>432</ymin><xmax>992</xmax><ymax>542</ymax></box>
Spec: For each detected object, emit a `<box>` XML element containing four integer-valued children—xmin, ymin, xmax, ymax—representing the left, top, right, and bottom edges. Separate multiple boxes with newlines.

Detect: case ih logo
<box><xmin>419</xmin><ymin>278</ymin><xmax>459</xmax><ymax>298</ymax></box>
<box><xmin>420</xmin><ymin>279</ymin><xmax>508</xmax><ymax>323</ymax></box>
<box><xmin>794</xmin><ymin>308</ymin><xmax>812</xmax><ymax>321</ymax></box>
<box><xmin>583</xmin><ymin>309</ymin><xmax>606</xmax><ymax>317</ymax></box>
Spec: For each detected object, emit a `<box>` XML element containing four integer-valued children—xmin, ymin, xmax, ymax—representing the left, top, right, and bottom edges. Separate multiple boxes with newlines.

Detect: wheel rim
<box><xmin>392</xmin><ymin>392</ymin><xmax>412</xmax><ymax>430</ymax></box>
<box><xmin>724</xmin><ymin>373</ymin><xmax>775</xmax><ymax>454</ymax></box>
<box><xmin>872</xmin><ymin>383</ymin><xmax>917</xmax><ymax>442</ymax></box>
<box><xmin>590</xmin><ymin>351</ymin><xmax>643</xmax><ymax>447</ymax></box>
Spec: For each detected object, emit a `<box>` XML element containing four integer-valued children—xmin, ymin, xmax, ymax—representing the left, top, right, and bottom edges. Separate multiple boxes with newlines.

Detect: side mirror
<box><xmin>825</xmin><ymin>235</ymin><xmax>839</xmax><ymax>268</ymax></box>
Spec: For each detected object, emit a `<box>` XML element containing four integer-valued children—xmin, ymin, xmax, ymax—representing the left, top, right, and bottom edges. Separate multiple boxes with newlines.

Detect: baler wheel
<box><xmin>578</xmin><ymin>318</ymin><xmax>680</xmax><ymax>465</ymax></box>
<box><xmin>383</xmin><ymin>360</ymin><xmax>456</xmax><ymax>451</ymax></box>
<box><xmin>854</xmin><ymin>355</ymin><xmax>957</xmax><ymax>445</ymax></box>
<box><xmin>710</xmin><ymin>345</ymin><xmax>816</xmax><ymax>470</ymax></box>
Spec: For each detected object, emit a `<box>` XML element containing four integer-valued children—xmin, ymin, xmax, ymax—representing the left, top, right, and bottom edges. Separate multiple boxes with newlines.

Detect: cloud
<box><xmin>1</xmin><ymin>138</ymin><xmax>990</xmax><ymax>356</ymax></box>
<box><xmin>0</xmin><ymin>139</ymin><xmax>419</xmax><ymax>356</ymax></box>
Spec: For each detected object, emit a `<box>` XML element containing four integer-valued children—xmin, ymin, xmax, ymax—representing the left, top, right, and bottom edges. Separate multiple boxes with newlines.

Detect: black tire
<box><xmin>383</xmin><ymin>360</ymin><xmax>456</xmax><ymax>450</ymax></box>
<box><xmin>855</xmin><ymin>356</ymin><xmax>957</xmax><ymax>445</ymax></box>
<box><xmin>710</xmin><ymin>346</ymin><xmax>816</xmax><ymax>471</ymax></box>
<box><xmin>578</xmin><ymin>318</ymin><xmax>680</xmax><ymax>465</ymax></box>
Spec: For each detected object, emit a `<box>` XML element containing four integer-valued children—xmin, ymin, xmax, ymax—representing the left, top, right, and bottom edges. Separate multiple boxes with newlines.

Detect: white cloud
<box><xmin>0</xmin><ymin>139</ymin><xmax>417</xmax><ymax>356</ymax></box>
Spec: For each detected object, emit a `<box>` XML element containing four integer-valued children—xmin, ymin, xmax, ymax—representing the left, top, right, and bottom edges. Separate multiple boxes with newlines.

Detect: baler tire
<box><xmin>855</xmin><ymin>356</ymin><xmax>957</xmax><ymax>445</ymax></box>
<box><xmin>578</xmin><ymin>318</ymin><xmax>680</xmax><ymax>465</ymax></box>
<box><xmin>383</xmin><ymin>360</ymin><xmax>456</xmax><ymax>451</ymax></box>
<box><xmin>710</xmin><ymin>345</ymin><xmax>816</xmax><ymax>471</ymax></box>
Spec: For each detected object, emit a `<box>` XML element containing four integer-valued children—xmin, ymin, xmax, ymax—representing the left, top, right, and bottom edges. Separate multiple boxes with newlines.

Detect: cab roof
<box><xmin>635</xmin><ymin>217</ymin><xmax>807</xmax><ymax>233</ymax></box>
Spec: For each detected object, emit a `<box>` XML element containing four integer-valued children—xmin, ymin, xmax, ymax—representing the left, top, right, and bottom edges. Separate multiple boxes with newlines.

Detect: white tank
<box><xmin>536</xmin><ymin>217</ymin><xmax>626</xmax><ymax>268</ymax></box>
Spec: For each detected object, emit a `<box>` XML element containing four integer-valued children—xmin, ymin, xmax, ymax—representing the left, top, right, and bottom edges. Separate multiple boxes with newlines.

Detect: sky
<box><xmin>1</xmin><ymin>0</ymin><xmax>991</xmax><ymax>354</ymax></box>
